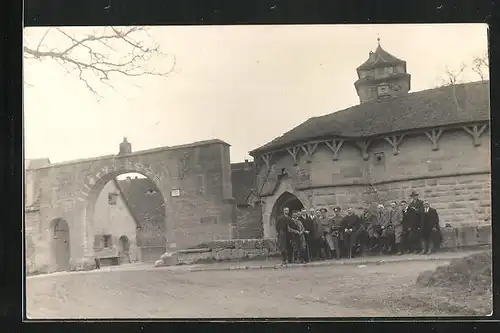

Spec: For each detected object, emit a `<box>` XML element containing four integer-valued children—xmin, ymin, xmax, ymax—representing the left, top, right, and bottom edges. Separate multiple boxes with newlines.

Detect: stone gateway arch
<box><xmin>25</xmin><ymin>139</ymin><xmax>235</xmax><ymax>273</ymax></box>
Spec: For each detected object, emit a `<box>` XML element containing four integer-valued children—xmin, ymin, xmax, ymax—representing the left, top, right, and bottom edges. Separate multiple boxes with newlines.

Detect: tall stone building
<box><xmin>249</xmin><ymin>42</ymin><xmax>490</xmax><ymax>239</ymax></box>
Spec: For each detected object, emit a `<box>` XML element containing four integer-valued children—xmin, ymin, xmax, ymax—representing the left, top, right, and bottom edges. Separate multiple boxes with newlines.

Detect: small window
<box><xmin>108</xmin><ymin>192</ymin><xmax>118</xmax><ymax>205</ymax></box>
<box><xmin>374</xmin><ymin>152</ymin><xmax>385</xmax><ymax>165</ymax></box>
<box><xmin>386</xmin><ymin>66</ymin><xmax>394</xmax><ymax>74</ymax></box>
<box><xmin>93</xmin><ymin>235</ymin><xmax>103</xmax><ymax>250</ymax></box>
<box><xmin>377</xmin><ymin>85</ymin><xmax>389</xmax><ymax>95</ymax></box>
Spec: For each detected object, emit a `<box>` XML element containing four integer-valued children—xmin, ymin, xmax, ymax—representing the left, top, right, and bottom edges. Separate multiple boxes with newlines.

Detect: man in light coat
<box><xmin>389</xmin><ymin>201</ymin><xmax>404</xmax><ymax>255</ymax></box>
<box><xmin>330</xmin><ymin>207</ymin><xmax>344</xmax><ymax>259</ymax></box>
<box><xmin>318</xmin><ymin>208</ymin><xmax>334</xmax><ymax>259</ymax></box>
<box><xmin>376</xmin><ymin>204</ymin><xmax>390</xmax><ymax>253</ymax></box>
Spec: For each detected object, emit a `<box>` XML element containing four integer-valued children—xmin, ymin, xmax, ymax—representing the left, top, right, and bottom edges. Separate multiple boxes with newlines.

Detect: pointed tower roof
<box><xmin>357</xmin><ymin>39</ymin><xmax>406</xmax><ymax>71</ymax></box>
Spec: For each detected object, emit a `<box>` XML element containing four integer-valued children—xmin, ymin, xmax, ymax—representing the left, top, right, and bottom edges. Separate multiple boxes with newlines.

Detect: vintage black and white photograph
<box><xmin>24</xmin><ymin>24</ymin><xmax>492</xmax><ymax>318</ymax></box>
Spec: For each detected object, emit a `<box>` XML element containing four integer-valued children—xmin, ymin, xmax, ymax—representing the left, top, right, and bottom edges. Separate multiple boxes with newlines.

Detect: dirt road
<box><xmin>26</xmin><ymin>259</ymin><xmax>481</xmax><ymax>319</ymax></box>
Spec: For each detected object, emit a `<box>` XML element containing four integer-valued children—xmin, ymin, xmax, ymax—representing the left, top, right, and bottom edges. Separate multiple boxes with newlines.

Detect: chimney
<box><xmin>119</xmin><ymin>137</ymin><xmax>132</xmax><ymax>155</ymax></box>
<box><xmin>126</xmin><ymin>176</ymin><xmax>131</xmax><ymax>182</ymax></box>
<box><xmin>244</xmin><ymin>159</ymin><xmax>250</xmax><ymax>171</ymax></box>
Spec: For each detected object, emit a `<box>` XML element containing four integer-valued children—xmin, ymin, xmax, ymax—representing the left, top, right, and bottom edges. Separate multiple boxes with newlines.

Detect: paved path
<box><xmin>26</xmin><ymin>250</ymin><xmax>487</xmax><ymax>319</ymax></box>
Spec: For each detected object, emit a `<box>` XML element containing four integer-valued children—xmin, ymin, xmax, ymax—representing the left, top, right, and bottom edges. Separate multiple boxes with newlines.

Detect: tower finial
<box><xmin>377</xmin><ymin>34</ymin><xmax>381</xmax><ymax>46</ymax></box>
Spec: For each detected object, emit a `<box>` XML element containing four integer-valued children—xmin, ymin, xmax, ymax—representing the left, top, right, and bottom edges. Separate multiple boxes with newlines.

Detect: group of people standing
<box><xmin>275</xmin><ymin>190</ymin><xmax>443</xmax><ymax>264</ymax></box>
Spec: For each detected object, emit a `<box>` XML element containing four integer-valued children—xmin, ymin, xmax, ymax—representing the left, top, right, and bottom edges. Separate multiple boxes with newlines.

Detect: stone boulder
<box><xmin>154</xmin><ymin>252</ymin><xmax>178</xmax><ymax>267</ymax></box>
<box><xmin>69</xmin><ymin>257</ymin><xmax>97</xmax><ymax>272</ymax></box>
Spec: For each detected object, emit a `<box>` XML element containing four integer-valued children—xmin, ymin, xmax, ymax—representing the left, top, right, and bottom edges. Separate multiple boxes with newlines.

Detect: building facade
<box><xmin>250</xmin><ymin>43</ymin><xmax>490</xmax><ymax>239</ymax></box>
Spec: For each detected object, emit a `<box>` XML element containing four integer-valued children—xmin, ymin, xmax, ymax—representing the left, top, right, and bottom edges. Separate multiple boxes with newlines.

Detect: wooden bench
<box><xmin>94</xmin><ymin>248</ymin><xmax>120</xmax><ymax>266</ymax></box>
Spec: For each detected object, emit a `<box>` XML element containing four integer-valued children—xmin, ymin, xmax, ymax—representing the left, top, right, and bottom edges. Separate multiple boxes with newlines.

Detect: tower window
<box><xmin>377</xmin><ymin>84</ymin><xmax>390</xmax><ymax>96</ymax></box>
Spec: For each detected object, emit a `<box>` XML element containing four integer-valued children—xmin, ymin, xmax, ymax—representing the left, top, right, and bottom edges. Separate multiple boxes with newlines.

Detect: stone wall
<box><xmin>232</xmin><ymin>204</ymin><xmax>263</xmax><ymax>239</ymax></box>
<box><xmin>178</xmin><ymin>238</ymin><xmax>279</xmax><ymax>264</ymax></box>
<box><xmin>25</xmin><ymin>140</ymin><xmax>235</xmax><ymax>273</ymax></box>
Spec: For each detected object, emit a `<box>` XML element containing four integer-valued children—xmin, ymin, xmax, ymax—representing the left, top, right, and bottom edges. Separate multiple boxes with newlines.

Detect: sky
<box><xmin>24</xmin><ymin>24</ymin><xmax>488</xmax><ymax>165</ymax></box>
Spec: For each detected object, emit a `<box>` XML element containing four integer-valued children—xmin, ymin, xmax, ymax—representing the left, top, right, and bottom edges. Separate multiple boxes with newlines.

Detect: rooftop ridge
<box><xmin>250</xmin><ymin>80</ymin><xmax>490</xmax><ymax>155</ymax></box>
<box><xmin>29</xmin><ymin>139</ymin><xmax>230</xmax><ymax>170</ymax></box>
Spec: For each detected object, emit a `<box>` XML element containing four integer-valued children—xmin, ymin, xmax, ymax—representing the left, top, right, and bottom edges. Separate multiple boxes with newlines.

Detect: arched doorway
<box><xmin>270</xmin><ymin>191</ymin><xmax>304</xmax><ymax>237</ymax></box>
<box><xmin>87</xmin><ymin>171</ymin><xmax>167</xmax><ymax>264</ymax></box>
<box><xmin>50</xmin><ymin>218</ymin><xmax>70</xmax><ymax>272</ymax></box>
<box><xmin>118</xmin><ymin>235</ymin><xmax>131</xmax><ymax>264</ymax></box>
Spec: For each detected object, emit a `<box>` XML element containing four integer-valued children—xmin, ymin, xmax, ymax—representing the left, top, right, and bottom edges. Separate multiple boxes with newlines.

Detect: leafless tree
<box><xmin>24</xmin><ymin>26</ymin><xmax>175</xmax><ymax>99</ymax></box>
<box><xmin>471</xmin><ymin>52</ymin><xmax>489</xmax><ymax>81</ymax></box>
<box><xmin>440</xmin><ymin>62</ymin><xmax>467</xmax><ymax>87</ymax></box>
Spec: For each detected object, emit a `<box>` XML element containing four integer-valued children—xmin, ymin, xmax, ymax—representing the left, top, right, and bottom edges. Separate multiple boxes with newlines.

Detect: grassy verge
<box><xmin>365</xmin><ymin>251</ymin><xmax>493</xmax><ymax>316</ymax></box>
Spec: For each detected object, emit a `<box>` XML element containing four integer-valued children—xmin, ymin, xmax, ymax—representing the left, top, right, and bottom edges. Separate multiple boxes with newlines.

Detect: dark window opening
<box><xmin>108</xmin><ymin>192</ymin><xmax>118</xmax><ymax>205</ymax></box>
<box><xmin>103</xmin><ymin>235</ymin><xmax>113</xmax><ymax>248</ymax></box>
<box><xmin>374</xmin><ymin>152</ymin><xmax>385</xmax><ymax>165</ymax></box>
<box><xmin>93</xmin><ymin>234</ymin><xmax>113</xmax><ymax>250</ymax></box>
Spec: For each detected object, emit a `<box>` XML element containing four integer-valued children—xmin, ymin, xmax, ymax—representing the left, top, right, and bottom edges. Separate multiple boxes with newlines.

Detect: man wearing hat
<box><xmin>407</xmin><ymin>190</ymin><xmax>424</xmax><ymax>254</ymax></box>
<box><xmin>330</xmin><ymin>207</ymin><xmax>344</xmax><ymax>259</ymax></box>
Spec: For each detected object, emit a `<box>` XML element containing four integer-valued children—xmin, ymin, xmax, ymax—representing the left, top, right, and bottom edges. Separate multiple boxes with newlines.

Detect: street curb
<box><xmin>185</xmin><ymin>255</ymin><xmax>469</xmax><ymax>273</ymax></box>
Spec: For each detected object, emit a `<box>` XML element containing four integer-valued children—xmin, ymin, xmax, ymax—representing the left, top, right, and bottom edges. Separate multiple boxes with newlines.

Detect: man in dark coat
<box><xmin>400</xmin><ymin>200</ymin><xmax>412</xmax><ymax>254</ymax></box>
<box><xmin>312</xmin><ymin>209</ymin><xmax>325</xmax><ymax>259</ymax></box>
<box><xmin>421</xmin><ymin>201</ymin><xmax>442</xmax><ymax>254</ymax></box>
<box><xmin>276</xmin><ymin>207</ymin><xmax>293</xmax><ymax>264</ymax></box>
<box><xmin>407</xmin><ymin>191</ymin><xmax>424</xmax><ymax>254</ymax></box>
<box><xmin>299</xmin><ymin>208</ymin><xmax>313</xmax><ymax>262</ymax></box>
<box><xmin>305</xmin><ymin>208</ymin><xmax>321</xmax><ymax>260</ymax></box>
<box><xmin>341</xmin><ymin>207</ymin><xmax>363</xmax><ymax>258</ymax></box>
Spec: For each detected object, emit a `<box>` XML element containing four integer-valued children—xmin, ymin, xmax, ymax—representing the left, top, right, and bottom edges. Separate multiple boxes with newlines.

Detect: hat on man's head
<box><xmin>410</xmin><ymin>191</ymin><xmax>419</xmax><ymax>197</ymax></box>
<box><xmin>320</xmin><ymin>207</ymin><xmax>328</xmax><ymax>213</ymax></box>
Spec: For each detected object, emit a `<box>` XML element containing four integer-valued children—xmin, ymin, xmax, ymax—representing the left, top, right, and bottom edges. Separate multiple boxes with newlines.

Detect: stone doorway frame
<box><xmin>50</xmin><ymin>218</ymin><xmax>71</xmax><ymax>272</ymax></box>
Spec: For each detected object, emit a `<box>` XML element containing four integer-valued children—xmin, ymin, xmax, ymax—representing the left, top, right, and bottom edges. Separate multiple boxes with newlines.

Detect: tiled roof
<box><xmin>357</xmin><ymin>44</ymin><xmax>406</xmax><ymax>71</ymax></box>
<box><xmin>250</xmin><ymin>81</ymin><xmax>490</xmax><ymax>155</ymax></box>
<box><xmin>117</xmin><ymin>178</ymin><xmax>165</xmax><ymax>224</ymax></box>
<box><xmin>231</xmin><ymin>161</ymin><xmax>257</xmax><ymax>204</ymax></box>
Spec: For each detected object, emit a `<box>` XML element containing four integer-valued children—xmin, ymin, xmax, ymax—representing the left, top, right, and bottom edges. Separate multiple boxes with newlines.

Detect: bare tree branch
<box><xmin>24</xmin><ymin>26</ymin><xmax>175</xmax><ymax>100</ymax></box>
<box><xmin>471</xmin><ymin>52</ymin><xmax>489</xmax><ymax>81</ymax></box>
<box><xmin>441</xmin><ymin>62</ymin><xmax>467</xmax><ymax>87</ymax></box>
